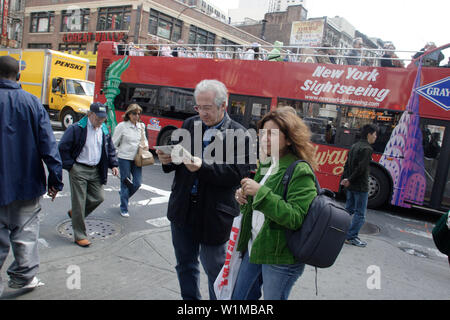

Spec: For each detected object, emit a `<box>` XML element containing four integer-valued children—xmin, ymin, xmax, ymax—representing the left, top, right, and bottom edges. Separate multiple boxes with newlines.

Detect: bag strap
<box><xmin>282</xmin><ymin>160</ymin><xmax>320</xmax><ymax>200</ymax></box>
<box><xmin>139</xmin><ymin>122</ymin><xmax>146</xmax><ymax>147</ymax></box>
<box><xmin>281</xmin><ymin>159</ymin><xmax>320</xmax><ymax>296</ymax></box>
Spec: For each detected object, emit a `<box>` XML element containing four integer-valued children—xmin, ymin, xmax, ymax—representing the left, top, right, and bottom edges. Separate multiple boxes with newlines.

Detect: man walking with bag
<box><xmin>58</xmin><ymin>102</ymin><xmax>119</xmax><ymax>247</ymax></box>
<box><xmin>0</xmin><ymin>56</ymin><xmax>63</xmax><ymax>294</ymax></box>
<box><xmin>341</xmin><ymin>124</ymin><xmax>377</xmax><ymax>247</ymax></box>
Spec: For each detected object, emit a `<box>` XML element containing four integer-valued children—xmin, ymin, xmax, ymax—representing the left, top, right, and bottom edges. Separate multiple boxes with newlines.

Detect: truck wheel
<box><xmin>368</xmin><ymin>166</ymin><xmax>390</xmax><ymax>209</ymax></box>
<box><xmin>61</xmin><ymin>109</ymin><xmax>76</xmax><ymax>130</ymax></box>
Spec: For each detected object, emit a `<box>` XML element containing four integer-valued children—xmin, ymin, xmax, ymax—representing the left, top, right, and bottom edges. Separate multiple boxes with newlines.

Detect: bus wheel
<box><xmin>368</xmin><ymin>166</ymin><xmax>390</xmax><ymax>209</ymax></box>
<box><xmin>158</xmin><ymin>129</ymin><xmax>175</xmax><ymax>146</ymax></box>
<box><xmin>61</xmin><ymin>109</ymin><xmax>76</xmax><ymax>130</ymax></box>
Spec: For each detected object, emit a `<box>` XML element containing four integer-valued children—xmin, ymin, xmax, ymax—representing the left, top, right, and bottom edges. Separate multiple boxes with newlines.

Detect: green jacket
<box><xmin>342</xmin><ymin>139</ymin><xmax>373</xmax><ymax>192</ymax></box>
<box><xmin>236</xmin><ymin>153</ymin><xmax>317</xmax><ymax>264</ymax></box>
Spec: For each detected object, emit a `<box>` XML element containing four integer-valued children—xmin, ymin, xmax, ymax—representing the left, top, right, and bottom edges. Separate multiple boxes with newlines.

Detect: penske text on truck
<box><xmin>0</xmin><ymin>49</ymin><xmax>94</xmax><ymax>129</ymax></box>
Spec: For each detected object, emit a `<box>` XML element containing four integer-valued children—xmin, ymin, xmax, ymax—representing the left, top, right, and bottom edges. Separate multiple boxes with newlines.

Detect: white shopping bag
<box><xmin>214</xmin><ymin>214</ymin><xmax>242</xmax><ymax>300</ymax></box>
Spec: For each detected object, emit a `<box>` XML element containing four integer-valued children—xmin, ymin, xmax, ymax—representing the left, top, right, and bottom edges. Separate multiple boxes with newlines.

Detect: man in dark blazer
<box><xmin>156</xmin><ymin>79</ymin><xmax>253</xmax><ymax>300</ymax></box>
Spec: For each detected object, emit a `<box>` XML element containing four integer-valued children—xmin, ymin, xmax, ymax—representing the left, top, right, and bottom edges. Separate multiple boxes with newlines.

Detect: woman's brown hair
<box><xmin>258</xmin><ymin>107</ymin><xmax>317</xmax><ymax>170</ymax></box>
<box><xmin>123</xmin><ymin>103</ymin><xmax>143</xmax><ymax>121</ymax></box>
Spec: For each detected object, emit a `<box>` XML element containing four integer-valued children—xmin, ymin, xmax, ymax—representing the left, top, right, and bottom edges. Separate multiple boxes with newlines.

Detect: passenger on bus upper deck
<box><xmin>413</xmin><ymin>42</ymin><xmax>444</xmax><ymax>66</ymax></box>
<box><xmin>381</xmin><ymin>44</ymin><xmax>404</xmax><ymax>68</ymax></box>
<box><xmin>347</xmin><ymin>37</ymin><xmax>364</xmax><ymax>66</ymax></box>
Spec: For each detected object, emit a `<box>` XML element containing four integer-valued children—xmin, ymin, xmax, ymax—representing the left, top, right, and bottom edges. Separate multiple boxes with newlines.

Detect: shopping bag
<box><xmin>214</xmin><ymin>214</ymin><xmax>242</xmax><ymax>300</ymax></box>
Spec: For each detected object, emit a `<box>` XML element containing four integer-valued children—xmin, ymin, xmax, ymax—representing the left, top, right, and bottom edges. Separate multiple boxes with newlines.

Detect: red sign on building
<box><xmin>2</xmin><ymin>0</ymin><xmax>9</xmax><ymax>38</ymax></box>
<box><xmin>62</xmin><ymin>32</ymin><xmax>127</xmax><ymax>43</ymax></box>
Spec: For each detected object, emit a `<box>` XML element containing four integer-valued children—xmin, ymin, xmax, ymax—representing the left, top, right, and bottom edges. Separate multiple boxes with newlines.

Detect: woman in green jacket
<box><xmin>231</xmin><ymin>107</ymin><xmax>318</xmax><ymax>300</ymax></box>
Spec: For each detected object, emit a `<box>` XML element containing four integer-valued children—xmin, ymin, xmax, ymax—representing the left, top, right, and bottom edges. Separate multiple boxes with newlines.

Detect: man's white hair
<box><xmin>194</xmin><ymin>79</ymin><xmax>228</xmax><ymax>108</ymax></box>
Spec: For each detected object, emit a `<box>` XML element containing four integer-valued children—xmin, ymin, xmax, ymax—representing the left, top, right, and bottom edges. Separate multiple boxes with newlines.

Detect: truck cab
<box><xmin>49</xmin><ymin>77</ymin><xmax>94</xmax><ymax>129</ymax></box>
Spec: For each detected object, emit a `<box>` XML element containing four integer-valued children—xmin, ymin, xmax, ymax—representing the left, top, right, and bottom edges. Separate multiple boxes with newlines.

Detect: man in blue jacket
<box><xmin>58</xmin><ymin>102</ymin><xmax>119</xmax><ymax>247</ymax></box>
<box><xmin>0</xmin><ymin>56</ymin><xmax>63</xmax><ymax>294</ymax></box>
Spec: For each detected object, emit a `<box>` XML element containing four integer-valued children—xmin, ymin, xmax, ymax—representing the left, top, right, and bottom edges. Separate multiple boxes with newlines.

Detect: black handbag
<box><xmin>282</xmin><ymin>160</ymin><xmax>351</xmax><ymax>268</ymax></box>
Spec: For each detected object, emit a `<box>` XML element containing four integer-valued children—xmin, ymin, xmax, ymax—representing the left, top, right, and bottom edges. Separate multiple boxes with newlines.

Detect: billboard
<box><xmin>290</xmin><ymin>19</ymin><xmax>324</xmax><ymax>46</ymax></box>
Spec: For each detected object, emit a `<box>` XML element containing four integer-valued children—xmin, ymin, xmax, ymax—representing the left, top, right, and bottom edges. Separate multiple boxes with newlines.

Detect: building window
<box><xmin>30</xmin><ymin>12</ymin><xmax>55</xmax><ymax>33</ymax></box>
<box><xmin>97</xmin><ymin>6</ymin><xmax>131</xmax><ymax>31</ymax></box>
<box><xmin>189</xmin><ymin>25</ymin><xmax>215</xmax><ymax>50</ymax></box>
<box><xmin>28</xmin><ymin>43</ymin><xmax>52</xmax><ymax>49</ymax></box>
<box><xmin>58</xmin><ymin>43</ymin><xmax>87</xmax><ymax>53</ymax></box>
<box><xmin>61</xmin><ymin>9</ymin><xmax>90</xmax><ymax>32</ymax></box>
<box><xmin>148</xmin><ymin>9</ymin><xmax>182</xmax><ymax>41</ymax></box>
<box><xmin>221</xmin><ymin>38</ymin><xmax>238</xmax><ymax>50</ymax></box>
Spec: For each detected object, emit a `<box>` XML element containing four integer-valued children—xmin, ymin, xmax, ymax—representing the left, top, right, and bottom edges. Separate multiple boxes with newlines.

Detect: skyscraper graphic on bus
<box><xmin>379</xmin><ymin>65</ymin><xmax>426</xmax><ymax>208</ymax></box>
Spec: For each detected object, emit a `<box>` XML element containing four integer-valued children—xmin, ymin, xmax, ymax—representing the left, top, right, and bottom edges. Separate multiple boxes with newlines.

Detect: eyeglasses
<box><xmin>131</xmin><ymin>112</ymin><xmax>141</xmax><ymax>115</ymax></box>
<box><xmin>194</xmin><ymin>105</ymin><xmax>215</xmax><ymax>113</ymax></box>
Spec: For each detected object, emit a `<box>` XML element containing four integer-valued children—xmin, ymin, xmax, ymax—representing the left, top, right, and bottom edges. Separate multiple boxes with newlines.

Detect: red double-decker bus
<box><xmin>94</xmin><ymin>41</ymin><xmax>450</xmax><ymax>212</ymax></box>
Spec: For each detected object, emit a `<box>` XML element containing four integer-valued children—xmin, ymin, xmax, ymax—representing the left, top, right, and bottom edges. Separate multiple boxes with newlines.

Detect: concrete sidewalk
<box><xmin>1</xmin><ymin>224</ymin><xmax>449</xmax><ymax>300</ymax></box>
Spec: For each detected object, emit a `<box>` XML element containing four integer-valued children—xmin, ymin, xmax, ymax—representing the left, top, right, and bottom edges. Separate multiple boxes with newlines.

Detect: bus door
<box><xmin>421</xmin><ymin>118</ymin><xmax>450</xmax><ymax>210</ymax></box>
<box><xmin>228</xmin><ymin>95</ymin><xmax>271</xmax><ymax>129</ymax></box>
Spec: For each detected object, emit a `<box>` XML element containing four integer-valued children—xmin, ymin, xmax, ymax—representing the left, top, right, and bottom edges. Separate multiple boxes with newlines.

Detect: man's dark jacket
<box><xmin>0</xmin><ymin>79</ymin><xmax>63</xmax><ymax>206</ymax></box>
<box><xmin>58</xmin><ymin>116</ymin><xmax>118</xmax><ymax>184</ymax></box>
<box><xmin>163</xmin><ymin>113</ymin><xmax>253</xmax><ymax>245</ymax></box>
<box><xmin>342</xmin><ymin>139</ymin><xmax>373</xmax><ymax>192</ymax></box>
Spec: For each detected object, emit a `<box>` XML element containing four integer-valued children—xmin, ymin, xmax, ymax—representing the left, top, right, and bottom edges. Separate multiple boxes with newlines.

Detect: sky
<box><xmin>208</xmin><ymin>0</ymin><xmax>449</xmax><ymax>61</ymax></box>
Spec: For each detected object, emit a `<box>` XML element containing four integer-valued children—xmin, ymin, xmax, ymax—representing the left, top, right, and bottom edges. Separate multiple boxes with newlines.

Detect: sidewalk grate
<box><xmin>57</xmin><ymin>218</ymin><xmax>121</xmax><ymax>240</ymax></box>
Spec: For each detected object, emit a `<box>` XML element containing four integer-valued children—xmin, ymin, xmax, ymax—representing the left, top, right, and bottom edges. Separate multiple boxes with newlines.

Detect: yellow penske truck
<box><xmin>0</xmin><ymin>49</ymin><xmax>94</xmax><ymax>129</ymax></box>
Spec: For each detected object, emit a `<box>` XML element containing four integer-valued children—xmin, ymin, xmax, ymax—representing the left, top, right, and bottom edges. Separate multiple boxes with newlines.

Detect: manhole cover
<box><xmin>359</xmin><ymin>222</ymin><xmax>381</xmax><ymax>235</ymax></box>
<box><xmin>57</xmin><ymin>218</ymin><xmax>121</xmax><ymax>240</ymax></box>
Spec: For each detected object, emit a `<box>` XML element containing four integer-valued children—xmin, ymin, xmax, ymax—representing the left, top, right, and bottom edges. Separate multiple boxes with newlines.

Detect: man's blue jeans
<box><xmin>231</xmin><ymin>251</ymin><xmax>305</xmax><ymax>300</ymax></box>
<box><xmin>171</xmin><ymin>222</ymin><xmax>226</xmax><ymax>300</ymax></box>
<box><xmin>345</xmin><ymin>190</ymin><xmax>369</xmax><ymax>240</ymax></box>
<box><xmin>118</xmin><ymin>158</ymin><xmax>142</xmax><ymax>213</ymax></box>
<box><xmin>0</xmin><ymin>197</ymin><xmax>41</xmax><ymax>291</ymax></box>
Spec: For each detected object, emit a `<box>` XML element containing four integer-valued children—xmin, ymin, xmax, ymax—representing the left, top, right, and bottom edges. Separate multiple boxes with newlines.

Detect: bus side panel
<box><xmin>313</xmin><ymin>144</ymin><xmax>348</xmax><ymax>191</ymax></box>
<box><xmin>417</xmin><ymin>67</ymin><xmax>450</xmax><ymax>121</ymax></box>
<box><xmin>313</xmin><ymin>144</ymin><xmax>383</xmax><ymax>192</ymax></box>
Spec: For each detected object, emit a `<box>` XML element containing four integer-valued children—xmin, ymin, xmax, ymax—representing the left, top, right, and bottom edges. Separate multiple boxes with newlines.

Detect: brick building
<box><xmin>1</xmin><ymin>0</ymin><xmax>24</xmax><ymax>48</ymax></box>
<box><xmin>235</xmin><ymin>5</ymin><xmax>307</xmax><ymax>46</ymax></box>
<box><xmin>22</xmin><ymin>0</ymin><xmax>269</xmax><ymax>52</ymax></box>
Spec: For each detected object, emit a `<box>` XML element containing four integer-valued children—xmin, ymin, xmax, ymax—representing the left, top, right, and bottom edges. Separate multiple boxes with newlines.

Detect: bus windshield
<box><xmin>66</xmin><ymin>79</ymin><xmax>94</xmax><ymax>96</ymax></box>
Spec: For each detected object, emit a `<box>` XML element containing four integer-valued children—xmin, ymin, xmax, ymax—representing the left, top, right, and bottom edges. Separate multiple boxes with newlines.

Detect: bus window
<box><xmin>444</xmin><ymin>162</ymin><xmax>450</xmax><ymax>208</ymax></box>
<box><xmin>249</xmin><ymin>100</ymin><xmax>270</xmax><ymax>130</ymax></box>
<box><xmin>338</xmin><ymin>106</ymin><xmax>401</xmax><ymax>152</ymax></box>
<box><xmin>158</xmin><ymin>87</ymin><xmax>196</xmax><ymax>119</ymax></box>
<box><xmin>116</xmin><ymin>83</ymin><xmax>195</xmax><ymax>120</ymax></box>
<box><xmin>278</xmin><ymin>99</ymin><xmax>338</xmax><ymax>144</ymax></box>
<box><xmin>421</xmin><ymin>123</ymin><xmax>449</xmax><ymax>209</ymax></box>
<box><xmin>228</xmin><ymin>95</ymin><xmax>271</xmax><ymax>129</ymax></box>
<box><xmin>229</xmin><ymin>98</ymin><xmax>246</xmax><ymax>126</ymax></box>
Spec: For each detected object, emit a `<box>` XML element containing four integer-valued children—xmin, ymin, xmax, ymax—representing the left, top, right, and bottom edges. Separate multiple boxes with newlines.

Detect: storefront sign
<box><xmin>62</xmin><ymin>32</ymin><xmax>127</xmax><ymax>43</ymax></box>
